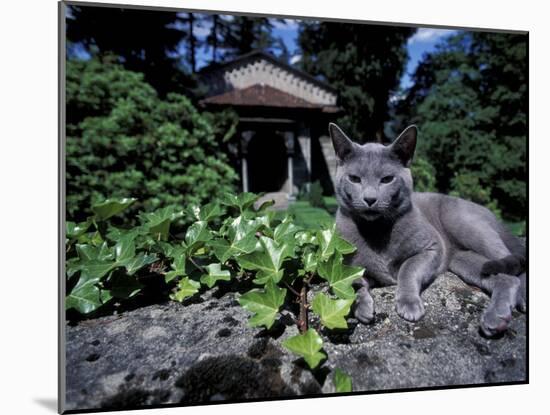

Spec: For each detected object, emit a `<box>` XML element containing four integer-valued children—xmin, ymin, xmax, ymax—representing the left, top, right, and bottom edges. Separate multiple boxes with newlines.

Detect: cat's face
<box><xmin>329</xmin><ymin>123</ymin><xmax>417</xmax><ymax>222</ymax></box>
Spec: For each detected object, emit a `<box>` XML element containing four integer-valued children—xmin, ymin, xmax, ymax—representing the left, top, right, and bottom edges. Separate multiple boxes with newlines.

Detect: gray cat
<box><xmin>329</xmin><ymin>123</ymin><xmax>526</xmax><ymax>336</ymax></box>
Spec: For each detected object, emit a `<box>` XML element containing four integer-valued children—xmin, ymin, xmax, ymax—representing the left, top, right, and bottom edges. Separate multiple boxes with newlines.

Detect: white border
<box><xmin>1</xmin><ymin>0</ymin><xmax>547</xmax><ymax>414</ymax></box>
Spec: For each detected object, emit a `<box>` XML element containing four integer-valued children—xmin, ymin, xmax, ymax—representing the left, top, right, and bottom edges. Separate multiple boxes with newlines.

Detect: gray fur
<box><xmin>329</xmin><ymin>123</ymin><xmax>526</xmax><ymax>336</ymax></box>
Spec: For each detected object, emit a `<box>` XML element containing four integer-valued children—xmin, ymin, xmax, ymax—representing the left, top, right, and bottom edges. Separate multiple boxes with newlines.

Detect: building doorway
<box><xmin>247</xmin><ymin>131</ymin><xmax>288</xmax><ymax>193</ymax></box>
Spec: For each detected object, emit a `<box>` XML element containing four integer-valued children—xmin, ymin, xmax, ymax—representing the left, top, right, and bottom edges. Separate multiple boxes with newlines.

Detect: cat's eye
<box><xmin>348</xmin><ymin>175</ymin><xmax>361</xmax><ymax>183</ymax></box>
<box><xmin>380</xmin><ymin>175</ymin><xmax>394</xmax><ymax>184</ymax></box>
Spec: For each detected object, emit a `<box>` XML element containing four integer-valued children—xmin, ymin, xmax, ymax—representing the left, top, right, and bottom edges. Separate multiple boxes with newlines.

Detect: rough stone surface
<box><xmin>65</xmin><ymin>273</ymin><xmax>526</xmax><ymax>411</ymax></box>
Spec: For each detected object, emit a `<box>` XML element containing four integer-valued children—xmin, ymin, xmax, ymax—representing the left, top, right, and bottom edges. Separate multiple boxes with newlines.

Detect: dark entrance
<box><xmin>247</xmin><ymin>131</ymin><xmax>288</xmax><ymax>193</ymax></box>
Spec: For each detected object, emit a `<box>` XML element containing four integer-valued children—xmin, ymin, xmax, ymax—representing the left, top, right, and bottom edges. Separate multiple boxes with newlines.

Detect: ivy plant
<box><xmin>66</xmin><ymin>193</ymin><xmax>358</xmax><ymax>393</ymax></box>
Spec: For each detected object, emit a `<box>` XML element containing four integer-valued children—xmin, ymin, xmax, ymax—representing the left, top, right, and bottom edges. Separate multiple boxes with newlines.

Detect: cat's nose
<box><xmin>364</xmin><ymin>196</ymin><xmax>377</xmax><ymax>207</ymax></box>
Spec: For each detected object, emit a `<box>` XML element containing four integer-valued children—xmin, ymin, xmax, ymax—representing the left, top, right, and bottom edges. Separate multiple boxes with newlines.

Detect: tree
<box><xmin>66</xmin><ymin>5</ymin><xmax>187</xmax><ymax>95</ymax></box>
<box><xmin>220</xmin><ymin>16</ymin><xmax>284</xmax><ymax>59</ymax></box>
<box><xmin>396</xmin><ymin>32</ymin><xmax>527</xmax><ymax>220</ymax></box>
<box><xmin>66</xmin><ymin>57</ymin><xmax>238</xmax><ymax>222</ymax></box>
<box><xmin>298</xmin><ymin>22</ymin><xmax>414</xmax><ymax>142</ymax></box>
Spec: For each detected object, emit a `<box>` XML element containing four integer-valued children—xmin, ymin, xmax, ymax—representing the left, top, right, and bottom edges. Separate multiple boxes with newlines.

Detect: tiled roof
<box><xmin>201</xmin><ymin>84</ymin><xmax>333</xmax><ymax>110</ymax></box>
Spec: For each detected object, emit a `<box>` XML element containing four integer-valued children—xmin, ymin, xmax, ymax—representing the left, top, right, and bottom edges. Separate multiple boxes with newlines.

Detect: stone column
<box><xmin>297</xmin><ymin>124</ymin><xmax>312</xmax><ymax>191</ymax></box>
<box><xmin>284</xmin><ymin>131</ymin><xmax>295</xmax><ymax>198</ymax></box>
<box><xmin>240</xmin><ymin>131</ymin><xmax>254</xmax><ymax>193</ymax></box>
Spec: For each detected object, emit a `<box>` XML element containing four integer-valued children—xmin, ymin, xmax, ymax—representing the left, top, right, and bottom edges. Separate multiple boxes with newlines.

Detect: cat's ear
<box><xmin>329</xmin><ymin>123</ymin><xmax>355</xmax><ymax>161</ymax></box>
<box><xmin>390</xmin><ymin>125</ymin><xmax>417</xmax><ymax>166</ymax></box>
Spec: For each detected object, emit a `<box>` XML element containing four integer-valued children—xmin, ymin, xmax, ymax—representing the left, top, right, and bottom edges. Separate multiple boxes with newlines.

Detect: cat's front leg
<box><xmin>395</xmin><ymin>249</ymin><xmax>440</xmax><ymax>322</ymax></box>
<box><xmin>352</xmin><ymin>276</ymin><xmax>374</xmax><ymax>324</ymax></box>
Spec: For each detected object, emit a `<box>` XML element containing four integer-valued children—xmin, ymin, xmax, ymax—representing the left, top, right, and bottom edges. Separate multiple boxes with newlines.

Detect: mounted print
<box><xmin>59</xmin><ymin>1</ymin><xmax>528</xmax><ymax>413</ymax></box>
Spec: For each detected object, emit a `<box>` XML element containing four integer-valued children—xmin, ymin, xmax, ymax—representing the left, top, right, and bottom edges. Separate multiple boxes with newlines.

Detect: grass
<box><xmin>282</xmin><ymin>201</ymin><xmax>335</xmax><ymax>230</ymax></box>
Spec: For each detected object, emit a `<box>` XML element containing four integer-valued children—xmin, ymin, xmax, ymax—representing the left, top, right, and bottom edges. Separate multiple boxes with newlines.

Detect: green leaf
<box><xmin>200</xmin><ymin>263</ymin><xmax>231</xmax><ymax>288</ymax></box>
<box><xmin>184</xmin><ymin>221</ymin><xmax>212</xmax><ymax>254</ymax></box>
<box><xmin>295</xmin><ymin>230</ymin><xmax>317</xmax><ymax>247</ymax></box>
<box><xmin>273</xmin><ymin>216</ymin><xmax>300</xmax><ymax>243</ymax></box>
<box><xmin>208</xmin><ymin>235</ymin><xmax>258</xmax><ymax>263</ymax></box>
<box><xmin>282</xmin><ymin>328</ymin><xmax>326</xmax><ymax>369</ymax></box>
<box><xmin>122</xmin><ymin>253</ymin><xmax>157</xmax><ymax>275</ymax></box>
<box><xmin>76</xmin><ymin>242</ymin><xmax>113</xmax><ymax>262</ymax></box>
<box><xmin>170</xmin><ymin>277</ymin><xmax>201</xmax><ymax>302</ymax></box>
<box><xmin>333</xmin><ymin>368</ymin><xmax>352</xmax><ymax>393</ymax></box>
<box><xmin>66</xmin><ymin>272</ymin><xmax>111</xmax><ymax>314</ymax></box>
<box><xmin>92</xmin><ymin>198</ymin><xmax>136</xmax><ymax>221</ymax></box>
<box><xmin>81</xmin><ymin>260</ymin><xmax>117</xmax><ymax>279</ymax></box>
<box><xmin>311</xmin><ymin>293</ymin><xmax>354</xmax><ymax>329</ymax></box>
<box><xmin>237</xmin><ymin>280</ymin><xmax>286</xmax><ymax>329</ymax></box>
<box><xmin>114</xmin><ymin>232</ymin><xmax>137</xmax><ymax>262</ymax></box>
<box><xmin>236</xmin><ymin>236</ymin><xmax>289</xmax><ymax>284</ymax></box>
<box><xmin>66</xmin><ymin>219</ymin><xmax>91</xmax><ymax>239</ymax></box>
<box><xmin>140</xmin><ymin>206</ymin><xmax>184</xmax><ymax>240</ymax></box>
<box><xmin>164</xmin><ymin>246</ymin><xmax>187</xmax><ymax>282</ymax></box>
<box><xmin>302</xmin><ymin>249</ymin><xmax>318</xmax><ymax>273</ymax></box>
<box><xmin>317</xmin><ymin>224</ymin><xmax>356</xmax><ymax>261</ymax></box>
<box><xmin>191</xmin><ymin>202</ymin><xmax>223</xmax><ymax>222</ymax></box>
<box><xmin>317</xmin><ymin>254</ymin><xmax>363</xmax><ymax>300</ymax></box>
<box><xmin>220</xmin><ymin>192</ymin><xmax>260</xmax><ymax>212</ymax></box>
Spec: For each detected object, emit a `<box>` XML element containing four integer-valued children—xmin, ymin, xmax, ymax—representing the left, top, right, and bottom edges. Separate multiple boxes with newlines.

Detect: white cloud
<box><xmin>270</xmin><ymin>18</ymin><xmax>300</xmax><ymax>30</ymax></box>
<box><xmin>290</xmin><ymin>54</ymin><xmax>302</xmax><ymax>65</ymax></box>
<box><xmin>408</xmin><ymin>28</ymin><xmax>458</xmax><ymax>45</ymax></box>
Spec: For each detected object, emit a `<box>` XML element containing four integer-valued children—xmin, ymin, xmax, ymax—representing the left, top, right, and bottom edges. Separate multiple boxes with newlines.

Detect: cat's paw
<box><xmin>480</xmin><ymin>307</ymin><xmax>512</xmax><ymax>337</ymax></box>
<box><xmin>396</xmin><ymin>296</ymin><xmax>425</xmax><ymax>322</ymax></box>
<box><xmin>354</xmin><ymin>298</ymin><xmax>375</xmax><ymax>324</ymax></box>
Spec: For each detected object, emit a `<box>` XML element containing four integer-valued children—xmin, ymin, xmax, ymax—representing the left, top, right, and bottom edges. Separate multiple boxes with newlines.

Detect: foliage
<box><xmin>66</xmin><ymin>193</ymin><xmax>356</xmax><ymax>384</ymax></box>
<box><xmin>298</xmin><ymin>181</ymin><xmax>327</xmax><ymax>209</ymax></box>
<box><xmin>66</xmin><ymin>5</ymin><xmax>189</xmax><ymax>95</ymax></box>
<box><xmin>298</xmin><ymin>22</ymin><xmax>414</xmax><ymax>141</ymax></box>
<box><xmin>410</xmin><ymin>157</ymin><xmax>437</xmax><ymax>193</ymax></box>
<box><xmin>396</xmin><ymin>31</ymin><xmax>527</xmax><ymax>220</ymax></box>
<box><xmin>66</xmin><ymin>57</ymin><xmax>238</xmax><ymax>223</ymax></box>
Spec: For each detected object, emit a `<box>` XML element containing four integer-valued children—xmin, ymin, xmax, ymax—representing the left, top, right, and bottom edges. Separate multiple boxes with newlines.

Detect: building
<box><xmin>199</xmin><ymin>50</ymin><xmax>341</xmax><ymax>204</ymax></box>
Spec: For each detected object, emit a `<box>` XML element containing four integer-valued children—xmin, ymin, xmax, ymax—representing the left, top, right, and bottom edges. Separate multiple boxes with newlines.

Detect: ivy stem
<box><xmin>189</xmin><ymin>257</ymin><xmax>206</xmax><ymax>274</ymax></box>
<box><xmin>283</xmin><ymin>281</ymin><xmax>300</xmax><ymax>297</ymax></box>
<box><xmin>298</xmin><ymin>282</ymin><xmax>308</xmax><ymax>334</ymax></box>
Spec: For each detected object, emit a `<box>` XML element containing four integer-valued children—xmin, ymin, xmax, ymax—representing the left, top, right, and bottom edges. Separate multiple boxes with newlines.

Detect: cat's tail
<box><xmin>481</xmin><ymin>232</ymin><xmax>526</xmax><ymax>277</ymax></box>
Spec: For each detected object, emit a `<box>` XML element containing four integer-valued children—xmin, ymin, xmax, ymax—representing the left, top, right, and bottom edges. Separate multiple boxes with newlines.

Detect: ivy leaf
<box><xmin>92</xmin><ymin>198</ymin><xmax>136</xmax><ymax>221</ymax></box>
<box><xmin>190</xmin><ymin>202</ymin><xmax>223</xmax><ymax>222</ymax></box>
<box><xmin>333</xmin><ymin>368</ymin><xmax>352</xmax><ymax>393</ymax></box>
<box><xmin>170</xmin><ymin>277</ymin><xmax>201</xmax><ymax>302</ymax></box>
<box><xmin>66</xmin><ymin>272</ymin><xmax>111</xmax><ymax>314</ymax></box>
<box><xmin>317</xmin><ymin>254</ymin><xmax>363</xmax><ymax>300</ymax></box>
<box><xmin>317</xmin><ymin>224</ymin><xmax>356</xmax><ymax>261</ymax></box>
<box><xmin>237</xmin><ymin>280</ymin><xmax>286</xmax><ymax>329</ymax></box>
<box><xmin>122</xmin><ymin>253</ymin><xmax>157</xmax><ymax>275</ymax></box>
<box><xmin>66</xmin><ymin>219</ymin><xmax>91</xmax><ymax>239</ymax></box>
<box><xmin>220</xmin><ymin>192</ymin><xmax>259</xmax><ymax>213</ymax></box>
<box><xmin>114</xmin><ymin>232</ymin><xmax>137</xmax><ymax>262</ymax></box>
<box><xmin>302</xmin><ymin>249</ymin><xmax>318</xmax><ymax>273</ymax></box>
<box><xmin>140</xmin><ymin>206</ymin><xmax>184</xmax><ymax>240</ymax></box>
<box><xmin>184</xmin><ymin>221</ymin><xmax>212</xmax><ymax>254</ymax></box>
<box><xmin>76</xmin><ymin>241</ymin><xmax>113</xmax><ymax>262</ymax></box>
<box><xmin>295</xmin><ymin>230</ymin><xmax>317</xmax><ymax>247</ymax></box>
<box><xmin>273</xmin><ymin>216</ymin><xmax>300</xmax><ymax>242</ymax></box>
<box><xmin>282</xmin><ymin>328</ymin><xmax>326</xmax><ymax>369</ymax></box>
<box><xmin>237</xmin><ymin>236</ymin><xmax>289</xmax><ymax>285</ymax></box>
<box><xmin>200</xmin><ymin>263</ymin><xmax>231</xmax><ymax>288</ymax></box>
<box><xmin>311</xmin><ymin>293</ymin><xmax>354</xmax><ymax>329</ymax></box>
<box><xmin>164</xmin><ymin>246</ymin><xmax>187</xmax><ymax>282</ymax></box>
<box><xmin>208</xmin><ymin>235</ymin><xmax>258</xmax><ymax>263</ymax></box>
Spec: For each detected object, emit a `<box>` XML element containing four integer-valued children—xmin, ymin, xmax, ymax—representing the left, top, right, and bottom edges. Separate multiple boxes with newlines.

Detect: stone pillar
<box><xmin>240</xmin><ymin>131</ymin><xmax>254</xmax><ymax>193</ymax></box>
<box><xmin>284</xmin><ymin>131</ymin><xmax>295</xmax><ymax>198</ymax></box>
<box><xmin>297</xmin><ymin>124</ymin><xmax>311</xmax><ymax>191</ymax></box>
